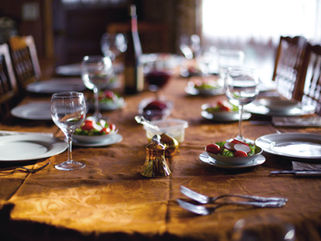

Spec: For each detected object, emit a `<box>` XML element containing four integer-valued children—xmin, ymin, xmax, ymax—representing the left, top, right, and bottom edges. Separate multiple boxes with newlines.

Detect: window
<box><xmin>202</xmin><ymin>0</ymin><xmax>321</xmax><ymax>78</ymax></box>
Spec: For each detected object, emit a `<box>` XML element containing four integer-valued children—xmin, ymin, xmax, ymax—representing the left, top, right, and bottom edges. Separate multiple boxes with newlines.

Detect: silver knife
<box><xmin>270</xmin><ymin>170</ymin><xmax>321</xmax><ymax>176</ymax></box>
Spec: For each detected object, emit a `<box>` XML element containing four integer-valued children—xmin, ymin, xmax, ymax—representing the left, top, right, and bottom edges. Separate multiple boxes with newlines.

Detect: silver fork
<box><xmin>180</xmin><ymin>185</ymin><xmax>288</xmax><ymax>204</ymax></box>
<box><xmin>177</xmin><ymin>198</ymin><xmax>286</xmax><ymax>216</ymax></box>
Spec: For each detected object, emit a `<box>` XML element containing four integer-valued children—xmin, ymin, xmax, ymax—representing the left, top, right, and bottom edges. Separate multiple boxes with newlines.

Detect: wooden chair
<box><xmin>9</xmin><ymin>35</ymin><xmax>41</xmax><ymax>92</ymax></box>
<box><xmin>0</xmin><ymin>43</ymin><xmax>19</xmax><ymax>122</ymax></box>
<box><xmin>272</xmin><ymin>36</ymin><xmax>307</xmax><ymax>100</ymax></box>
<box><xmin>107</xmin><ymin>22</ymin><xmax>169</xmax><ymax>53</ymax></box>
<box><xmin>297</xmin><ymin>43</ymin><xmax>321</xmax><ymax>115</ymax></box>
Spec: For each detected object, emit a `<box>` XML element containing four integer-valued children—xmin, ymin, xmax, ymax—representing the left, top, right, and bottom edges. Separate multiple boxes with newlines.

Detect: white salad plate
<box><xmin>11</xmin><ymin>101</ymin><xmax>52</xmax><ymax>120</ymax></box>
<box><xmin>185</xmin><ymin>85</ymin><xmax>225</xmax><ymax>96</ymax></box>
<box><xmin>73</xmin><ymin>133</ymin><xmax>123</xmax><ymax>147</ymax></box>
<box><xmin>244</xmin><ymin>99</ymin><xmax>315</xmax><ymax>116</ymax></box>
<box><xmin>56</xmin><ymin>62</ymin><xmax>123</xmax><ymax>76</ymax></box>
<box><xmin>26</xmin><ymin>78</ymin><xmax>85</xmax><ymax>94</ymax></box>
<box><xmin>0</xmin><ymin>135</ymin><xmax>67</xmax><ymax>161</ymax></box>
<box><xmin>88</xmin><ymin>97</ymin><xmax>125</xmax><ymax>111</ymax></box>
<box><xmin>255</xmin><ymin>133</ymin><xmax>321</xmax><ymax>160</ymax></box>
<box><xmin>199</xmin><ymin>152</ymin><xmax>266</xmax><ymax>169</ymax></box>
<box><xmin>201</xmin><ymin>103</ymin><xmax>251</xmax><ymax>122</ymax></box>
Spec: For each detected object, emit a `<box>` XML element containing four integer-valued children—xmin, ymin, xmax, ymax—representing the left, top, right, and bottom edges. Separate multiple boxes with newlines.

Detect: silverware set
<box><xmin>177</xmin><ymin>185</ymin><xmax>287</xmax><ymax>215</ymax></box>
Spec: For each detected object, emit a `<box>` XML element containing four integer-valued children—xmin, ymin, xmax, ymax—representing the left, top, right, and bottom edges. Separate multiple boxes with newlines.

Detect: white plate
<box><xmin>201</xmin><ymin>110</ymin><xmax>251</xmax><ymax>122</ymax></box>
<box><xmin>0</xmin><ymin>135</ymin><xmax>67</xmax><ymax>161</ymax></box>
<box><xmin>56</xmin><ymin>63</ymin><xmax>123</xmax><ymax>76</ymax></box>
<box><xmin>73</xmin><ymin>132</ymin><xmax>118</xmax><ymax>143</ymax></box>
<box><xmin>88</xmin><ymin>97</ymin><xmax>125</xmax><ymax>111</ymax></box>
<box><xmin>245</xmin><ymin>101</ymin><xmax>315</xmax><ymax>116</ymax></box>
<box><xmin>26</xmin><ymin>78</ymin><xmax>86</xmax><ymax>94</ymax></box>
<box><xmin>185</xmin><ymin>85</ymin><xmax>224</xmax><ymax>96</ymax></box>
<box><xmin>255</xmin><ymin>133</ymin><xmax>321</xmax><ymax>160</ymax></box>
<box><xmin>73</xmin><ymin>133</ymin><xmax>122</xmax><ymax>147</ymax></box>
<box><xmin>11</xmin><ymin>101</ymin><xmax>51</xmax><ymax>120</ymax></box>
<box><xmin>199</xmin><ymin>152</ymin><xmax>266</xmax><ymax>169</ymax></box>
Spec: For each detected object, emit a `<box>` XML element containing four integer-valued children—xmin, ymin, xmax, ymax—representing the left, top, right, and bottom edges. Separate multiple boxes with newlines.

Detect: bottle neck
<box><xmin>131</xmin><ymin>15</ymin><xmax>138</xmax><ymax>33</ymax></box>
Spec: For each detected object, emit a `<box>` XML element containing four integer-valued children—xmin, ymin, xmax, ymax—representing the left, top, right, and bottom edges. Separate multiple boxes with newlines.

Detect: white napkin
<box><xmin>273</xmin><ymin>116</ymin><xmax>321</xmax><ymax>127</ymax></box>
<box><xmin>292</xmin><ymin>161</ymin><xmax>321</xmax><ymax>171</ymax></box>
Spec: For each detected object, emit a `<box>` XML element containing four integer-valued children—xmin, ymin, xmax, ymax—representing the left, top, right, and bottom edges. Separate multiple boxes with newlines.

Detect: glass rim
<box><xmin>51</xmin><ymin>91</ymin><xmax>84</xmax><ymax>98</ymax></box>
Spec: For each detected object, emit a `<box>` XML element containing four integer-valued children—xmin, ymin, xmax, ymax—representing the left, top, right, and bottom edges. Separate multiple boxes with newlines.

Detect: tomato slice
<box><xmin>82</xmin><ymin>120</ymin><xmax>94</xmax><ymax>130</ymax></box>
<box><xmin>206</xmin><ymin>143</ymin><xmax>221</xmax><ymax>154</ymax></box>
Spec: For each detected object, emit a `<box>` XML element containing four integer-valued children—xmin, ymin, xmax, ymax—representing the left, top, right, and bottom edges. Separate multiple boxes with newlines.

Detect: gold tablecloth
<box><xmin>0</xmin><ymin>76</ymin><xmax>321</xmax><ymax>241</ymax></box>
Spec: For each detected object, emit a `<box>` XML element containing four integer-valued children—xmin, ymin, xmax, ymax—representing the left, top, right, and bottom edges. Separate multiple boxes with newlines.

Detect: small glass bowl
<box><xmin>143</xmin><ymin>118</ymin><xmax>188</xmax><ymax>143</ymax></box>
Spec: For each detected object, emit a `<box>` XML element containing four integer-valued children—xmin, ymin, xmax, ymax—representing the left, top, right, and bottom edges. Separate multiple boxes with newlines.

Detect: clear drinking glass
<box><xmin>81</xmin><ymin>55</ymin><xmax>113</xmax><ymax>120</ymax></box>
<box><xmin>179</xmin><ymin>34</ymin><xmax>201</xmax><ymax>59</ymax></box>
<box><xmin>225</xmin><ymin>67</ymin><xmax>259</xmax><ymax>141</ymax></box>
<box><xmin>51</xmin><ymin>91</ymin><xmax>86</xmax><ymax>171</ymax></box>
<box><xmin>231</xmin><ymin>216</ymin><xmax>296</xmax><ymax>241</ymax></box>
<box><xmin>218</xmin><ymin>49</ymin><xmax>244</xmax><ymax>85</ymax></box>
<box><xmin>100</xmin><ymin>33</ymin><xmax>127</xmax><ymax>61</ymax></box>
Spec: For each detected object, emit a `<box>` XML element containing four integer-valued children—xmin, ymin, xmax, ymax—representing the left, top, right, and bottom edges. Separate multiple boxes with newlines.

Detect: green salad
<box><xmin>206</xmin><ymin>139</ymin><xmax>258</xmax><ymax>157</ymax></box>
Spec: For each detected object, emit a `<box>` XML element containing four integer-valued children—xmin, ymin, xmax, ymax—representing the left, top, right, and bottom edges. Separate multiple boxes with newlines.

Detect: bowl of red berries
<box><xmin>73</xmin><ymin>116</ymin><xmax>118</xmax><ymax>143</ymax></box>
<box><xmin>205</xmin><ymin>138</ymin><xmax>262</xmax><ymax>165</ymax></box>
<box><xmin>138</xmin><ymin>97</ymin><xmax>173</xmax><ymax>121</ymax></box>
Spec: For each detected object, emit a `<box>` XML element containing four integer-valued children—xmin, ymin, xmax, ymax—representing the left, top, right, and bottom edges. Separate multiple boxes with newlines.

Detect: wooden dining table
<box><xmin>0</xmin><ymin>71</ymin><xmax>321</xmax><ymax>241</ymax></box>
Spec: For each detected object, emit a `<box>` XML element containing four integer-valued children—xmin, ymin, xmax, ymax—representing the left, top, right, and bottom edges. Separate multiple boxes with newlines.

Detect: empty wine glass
<box><xmin>225</xmin><ymin>67</ymin><xmax>259</xmax><ymax>141</ymax></box>
<box><xmin>100</xmin><ymin>33</ymin><xmax>127</xmax><ymax>61</ymax></box>
<box><xmin>231</xmin><ymin>216</ymin><xmax>296</xmax><ymax>241</ymax></box>
<box><xmin>81</xmin><ymin>55</ymin><xmax>113</xmax><ymax>120</ymax></box>
<box><xmin>218</xmin><ymin>49</ymin><xmax>244</xmax><ymax>85</ymax></box>
<box><xmin>179</xmin><ymin>34</ymin><xmax>201</xmax><ymax>59</ymax></box>
<box><xmin>51</xmin><ymin>91</ymin><xmax>86</xmax><ymax>171</ymax></box>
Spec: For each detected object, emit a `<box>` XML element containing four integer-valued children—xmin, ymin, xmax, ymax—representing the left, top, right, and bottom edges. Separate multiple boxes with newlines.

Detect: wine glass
<box><xmin>218</xmin><ymin>49</ymin><xmax>244</xmax><ymax>85</ymax></box>
<box><xmin>144</xmin><ymin>58</ymin><xmax>171</xmax><ymax>98</ymax></box>
<box><xmin>81</xmin><ymin>55</ymin><xmax>113</xmax><ymax>120</ymax></box>
<box><xmin>225</xmin><ymin>66</ymin><xmax>259</xmax><ymax>142</ymax></box>
<box><xmin>100</xmin><ymin>33</ymin><xmax>127</xmax><ymax>61</ymax></box>
<box><xmin>179</xmin><ymin>34</ymin><xmax>201</xmax><ymax>59</ymax></box>
<box><xmin>231</xmin><ymin>216</ymin><xmax>296</xmax><ymax>241</ymax></box>
<box><xmin>51</xmin><ymin>91</ymin><xmax>86</xmax><ymax>171</ymax></box>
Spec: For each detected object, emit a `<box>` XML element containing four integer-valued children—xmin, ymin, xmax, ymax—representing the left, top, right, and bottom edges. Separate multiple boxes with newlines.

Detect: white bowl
<box><xmin>207</xmin><ymin>145</ymin><xmax>263</xmax><ymax>165</ymax></box>
<box><xmin>143</xmin><ymin>118</ymin><xmax>188</xmax><ymax>143</ymax></box>
<box><xmin>257</xmin><ymin>97</ymin><xmax>299</xmax><ymax>112</ymax></box>
<box><xmin>73</xmin><ymin>132</ymin><xmax>117</xmax><ymax>143</ymax></box>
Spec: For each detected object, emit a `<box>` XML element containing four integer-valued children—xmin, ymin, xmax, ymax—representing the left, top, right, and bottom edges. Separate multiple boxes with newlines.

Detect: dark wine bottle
<box><xmin>124</xmin><ymin>4</ymin><xmax>144</xmax><ymax>94</ymax></box>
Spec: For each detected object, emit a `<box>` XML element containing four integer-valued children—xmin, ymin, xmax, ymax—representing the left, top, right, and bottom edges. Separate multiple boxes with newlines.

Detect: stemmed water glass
<box><xmin>100</xmin><ymin>33</ymin><xmax>127</xmax><ymax>61</ymax></box>
<box><xmin>225</xmin><ymin>67</ymin><xmax>259</xmax><ymax>142</ymax></box>
<box><xmin>51</xmin><ymin>91</ymin><xmax>87</xmax><ymax>171</ymax></box>
<box><xmin>218</xmin><ymin>49</ymin><xmax>244</xmax><ymax>85</ymax></box>
<box><xmin>179</xmin><ymin>34</ymin><xmax>201</xmax><ymax>60</ymax></box>
<box><xmin>81</xmin><ymin>55</ymin><xmax>113</xmax><ymax>120</ymax></box>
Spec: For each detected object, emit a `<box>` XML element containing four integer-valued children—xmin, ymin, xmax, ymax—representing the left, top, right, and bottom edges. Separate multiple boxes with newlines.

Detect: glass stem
<box><xmin>238</xmin><ymin>104</ymin><xmax>244</xmax><ymax>140</ymax></box>
<box><xmin>93</xmin><ymin>87</ymin><xmax>99</xmax><ymax>119</ymax></box>
<box><xmin>66</xmin><ymin>133</ymin><xmax>73</xmax><ymax>163</ymax></box>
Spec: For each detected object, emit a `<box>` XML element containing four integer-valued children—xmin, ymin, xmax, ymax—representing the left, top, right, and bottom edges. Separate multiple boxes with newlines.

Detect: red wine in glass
<box><xmin>145</xmin><ymin>70</ymin><xmax>171</xmax><ymax>92</ymax></box>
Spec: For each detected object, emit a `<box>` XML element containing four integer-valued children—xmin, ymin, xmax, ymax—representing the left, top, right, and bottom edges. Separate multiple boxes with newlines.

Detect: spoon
<box><xmin>135</xmin><ymin>115</ymin><xmax>161</xmax><ymax>132</ymax></box>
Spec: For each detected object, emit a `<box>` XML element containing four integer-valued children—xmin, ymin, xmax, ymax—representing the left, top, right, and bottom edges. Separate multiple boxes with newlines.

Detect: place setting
<box><xmin>244</xmin><ymin>96</ymin><xmax>316</xmax><ymax>116</ymax></box>
<box><xmin>184</xmin><ymin>78</ymin><xmax>224</xmax><ymax>96</ymax></box>
<box><xmin>201</xmin><ymin>100</ymin><xmax>251</xmax><ymax>122</ymax></box>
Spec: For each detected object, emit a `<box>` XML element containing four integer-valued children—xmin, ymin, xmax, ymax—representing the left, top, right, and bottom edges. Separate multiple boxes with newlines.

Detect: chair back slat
<box><xmin>0</xmin><ymin>43</ymin><xmax>18</xmax><ymax>121</ymax></box>
<box><xmin>272</xmin><ymin>36</ymin><xmax>307</xmax><ymax>100</ymax></box>
<box><xmin>9</xmin><ymin>35</ymin><xmax>41</xmax><ymax>91</ymax></box>
<box><xmin>300</xmin><ymin>43</ymin><xmax>321</xmax><ymax>115</ymax></box>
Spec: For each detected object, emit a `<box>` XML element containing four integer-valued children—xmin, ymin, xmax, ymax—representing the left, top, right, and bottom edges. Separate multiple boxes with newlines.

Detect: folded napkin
<box><xmin>272</xmin><ymin>116</ymin><xmax>321</xmax><ymax>127</ymax></box>
<box><xmin>292</xmin><ymin>161</ymin><xmax>321</xmax><ymax>171</ymax></box>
